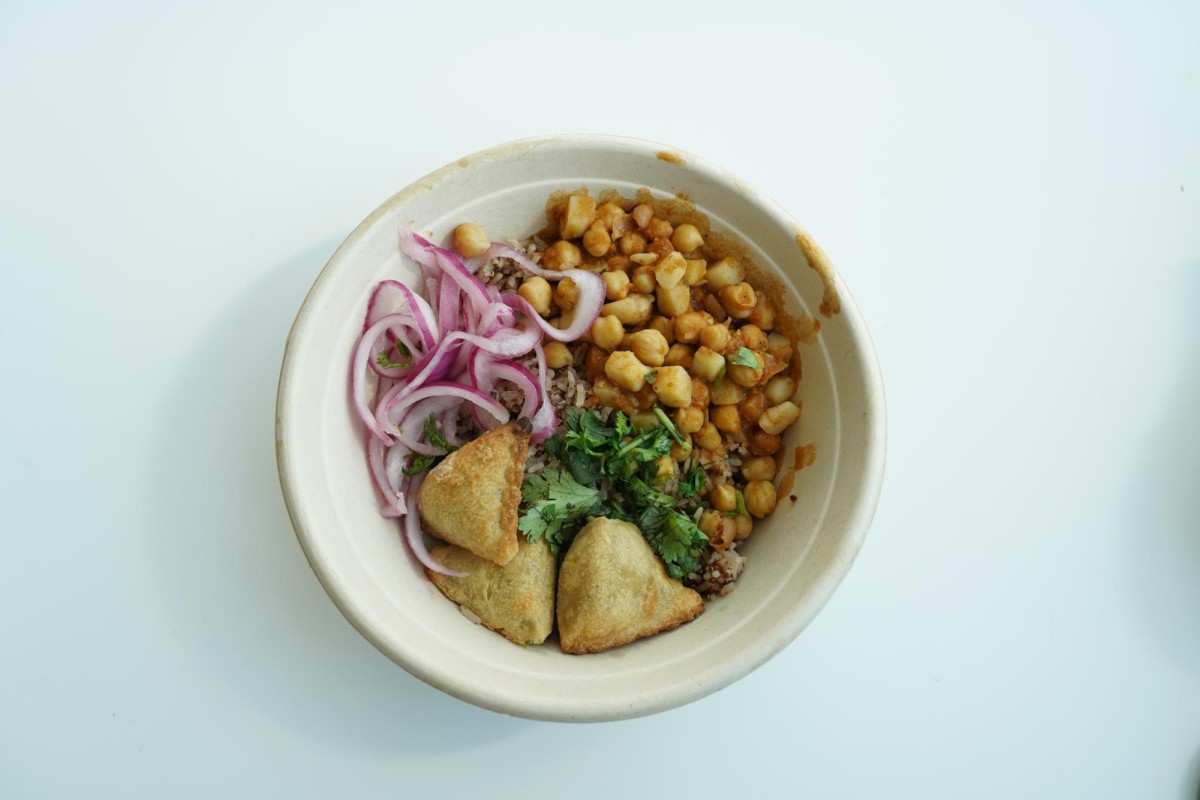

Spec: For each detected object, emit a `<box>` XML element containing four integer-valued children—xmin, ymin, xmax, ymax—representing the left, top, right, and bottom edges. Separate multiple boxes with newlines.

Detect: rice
<box><xmin>687</xmin><ymin>544</ymin><xmax>746</xmax><ymax>598</ymax></box>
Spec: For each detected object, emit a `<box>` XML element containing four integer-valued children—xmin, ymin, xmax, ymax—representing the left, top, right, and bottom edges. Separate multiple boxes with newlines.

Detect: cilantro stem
<box><xmin>653</xmin><ymin>407</ymin><xmax>686</xmax><ymax>445</ymax></box>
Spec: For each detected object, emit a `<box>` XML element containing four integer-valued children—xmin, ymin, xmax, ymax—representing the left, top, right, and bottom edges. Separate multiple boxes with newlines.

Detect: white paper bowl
<box><xmin>276</xmin><ymin>135</ymin><xmax>885</xmax><ymax>721</ymax></box>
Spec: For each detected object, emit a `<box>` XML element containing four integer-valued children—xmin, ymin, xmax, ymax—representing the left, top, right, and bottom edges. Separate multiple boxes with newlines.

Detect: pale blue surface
<box><xmin>2</xmin><ymin>1</ymin><xmax>1198</xmax><ymax>797</ymax></box>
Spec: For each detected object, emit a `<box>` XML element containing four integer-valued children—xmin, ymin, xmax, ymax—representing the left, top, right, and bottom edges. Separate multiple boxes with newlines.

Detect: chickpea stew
<box><xmin>468</xmin><ymin>189</ymin><xmax>807</xmax><ymax>602</ymax></box>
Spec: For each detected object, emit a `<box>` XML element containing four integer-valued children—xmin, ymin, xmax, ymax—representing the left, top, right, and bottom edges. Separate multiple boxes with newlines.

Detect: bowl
<box><xmin>276</xmin><ymin>134</ymin><xmax>886</xmax><ymax>721</ymax></box>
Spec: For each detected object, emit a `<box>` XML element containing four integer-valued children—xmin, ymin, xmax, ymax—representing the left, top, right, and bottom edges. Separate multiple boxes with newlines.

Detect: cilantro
<box><xmin>376</xmin><ymin>348</ymin><xmax>413</xmax><ymax>369</ymax></box>
<box><xmin>642</xmin><ymin>510</ymin><xmax>709</xmax><ymax>579</ymax></box>
<box><xmin>523</xmin><ymin>407</ymin><xmax>713</xmax><ymax>576</ymax></box>
<box><xmin>402</xmin><ymin>453</ymin><xmax>437</xmax><ymax>476</ymax></box>
<box><xmin>679</xmin><ymin>463</ymin><xmax>706</xmax><ymax>498</ymax></box>
<box><xmin>518</xmin><ymin>467</ymin><xmax>604</xmax><ymax>555</ymax></box>
<box><xmin>423</xmin><ymin>414</ymin><xmax>455</xmax><ymax>453</ymax></box>
<box><xmin>732</xmin><ymin>347</ymin><xmax>762</xmax><ymax>369</ymax></box>
<box><xmin>726</xmin><ymin>489</ymin><xmax>749</xmax><ymax>518</ymax></box>
<box><xmin>645</xmin><ymin>370</ymin><xmax>657</xmax><ymax>384</ymax></box>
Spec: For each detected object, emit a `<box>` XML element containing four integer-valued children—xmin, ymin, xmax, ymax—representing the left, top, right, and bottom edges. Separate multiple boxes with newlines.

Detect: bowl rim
<box><xmin>276</xmin><ymin>133</ymin><xmax>887</xmax><ymax>721</ymax></box>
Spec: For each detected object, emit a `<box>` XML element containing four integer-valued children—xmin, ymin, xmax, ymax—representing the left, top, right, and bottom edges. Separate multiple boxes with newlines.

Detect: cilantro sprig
<box><xmin>398</xmin><ymin>414</ymin><xmax>456</xmax><ymax>477</ymax></box>
<box><xmin>526</xmin><ymin>407</ymin><xmax>710</xmax><ymax>578</ymax></box>
<box><xmin>376</xmin><ymin>340</ymin><xmax>413</xmax><ymax>369</ymax></box>
<box><xmin>731</xmin><ymin>347</ymin><xmax>762</xmax><ymax>369</ymax></box>
<box><xmin>517</xmin><ymin>467</ymin><xmax>603</xmax><ymax>555</ymax></box>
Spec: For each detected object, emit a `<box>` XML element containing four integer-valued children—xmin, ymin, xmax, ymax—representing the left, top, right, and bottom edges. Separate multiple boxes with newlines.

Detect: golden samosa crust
<box><xmin>417</xmin><ymin>418</ymin><xmax>530</xmax><ymax>566</ymax></box>
<box><xmin>556</xmin><ymin>517</ymin><xmax>705</xmax><ymax>654</ymax></box>
<box><xmin>426</xmin><ymin>537</ymin><xmax>556</xmax><ymax>646</ymax></box>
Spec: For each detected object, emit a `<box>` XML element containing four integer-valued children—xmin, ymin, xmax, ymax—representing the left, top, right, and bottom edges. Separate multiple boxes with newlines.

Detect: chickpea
<box><xmin>618</xmin><ymin>232</ymin><xmax>646</xmax><ymax>255</ymax></box>
<box><xmin>656</xmin><ymin>282</ymin><xmax>691</xmax><ymax>317</ymax></box>
<box><xmin>767</xmin><ymin>332</ymin><xmax>794</xmax><ymax>363</ymax></box>
<box><xmin>690</xmin><ymin>346</ymin><xmax>725</xmax><ymax>383</ymax></box>
<box><xmin>698</xmin><ymin>509</ymin><xmax>735</xmax><ymax>552</ymax></box>
<box><xmin>739</xmin><ymin>324</ymin><xmax>768</xmax><ymax>352</ymax></box>
<box><xmin>647</xmin><ymin>315</ymin><xmax>675</xmax><ymax>343</ymax></box>
<box><xmin>674</xmin><ymin>406</ymin><xmax>705</xmax><ymax>434</ymax></box>
<box><xmin>705</xmin><ymin>257</ymin><xmax>744</xmax><ymax>290</ymax></box>
<box><xmin>712</xmin><ymin>405</ymin><xmax>743</xmax><ymax>438</ymax></box>
<box><xmin>543</xmin><ymin>239</ymin><xmax>582</xmax><ymax>271</ymax></box>
<box><xmin>672</xmin><ymin>311</ymin><xmax>707</xmax><ymax>343</ymax></box>
<box><xmin>710</xmin><ymin>483</ymin><xmax>738</xmax><ymax>512</ymax></box>
<box><xmin>554</xmin><ymin>277</ymin><xmax>579</xmax><ymax>311</ymax></box>
<box><xmin>670</xmin><ymin>434</ymin><xmax>693</xmax><ymax>461</ymax></box>
<box><xmin>645</xmin><ymin>217</ymin><xmax>673</xmax><ymax>240</ymax></box>
<box><xmin>651</xmin><ymin>365</ymin><xmax>693</xmax><ymax>408</ymax></box>
<box><xmin>584</xmin><ymin>221</ymin><xmax>613</xmax><ymax>258</ymax></box>
<box><xmin>544</xmin><ymin>341</ymin><xmax>573</xmax><ymax>369</ymax></box>
<box><xmin>742</xmin><ymin>456</ymin><xmax>778</xmax><ymax>482</ymax></box>
<box><xmin>655</xmin><ymin>454</ymin><xmax>676</xmax><ymax>480</ymax></box>
<box><xmin>749</xmin><ymin>291</ymin><xmax>777</xmax><ymax>330</ymax></box>
<box><xmin>671</xmin><ymin>223</ymin><xmax>704</xmax><ymax>253</ymax></box>
<box><xmin>597</xmin><ymin>201</ymin><xmax>625</xmax><ymax>231</ymax></box>
<box><xmin>631</xmin><ymin>264</ymin><xmax>657</xmax><ymax>294</ymax></box>
<box><xmin>738</xmin><ymin>389</ymin><xmax>767</xmax><ymax>425</ymax></box>
<box><xmin>709</xmin><ymin>380</ymin><xmax>746</xmax><ymax>406</ymax></box>
<box><xmin>733</xmin><ymin>514</ymin><xmax>753</xmax><ymax>541</ymax></box>
<box><xmin>630</xmin><ymin>410</ymin><xmax>659</xmax><ymax>430</ymax></box>
<box><xmin>607</xmin><ymin>254</ymin><xmax>632</xmax><ymax>272</ymax></box>
<box><xmin>665</xmin><ymin>343</ymin><xmax>693</xmax><ymax>368</ymax></box>
<box><xmin>765</xmin><ymin>376</ymin><xmax>796</xmax><ymax>406</ymax></box>
<box><xmin>759</xmin><ymin>401</ymin><xmax>801</xmax><ymax>435</ymax></box>
<box><xmin>744</xmin><ymin>480</ymin><xmax>777</xmax><ymax>518</ymax></box>
<box><xmin>602</xmin><ymin>293</ymin><xmax>654</xmax><ymax>326</ymax></box>
<box><xmin>605</xmin><ymin>350</ymin><xmax>648</xmax><ymax>392</ymax></box>
<box><xmin>655</xmin><ymin>251</ymin><xmax>687</xmax><ymax>289</ymax></box>
<box><xmin>560</xmin><ymin>194</ymin><xmax>597</xmax><ymax>240</ymax></box>
<box><xmin>748</xmin><ymin>430</ymin><xmax>782</xmax><ymax>456</ymax></box>
<box><xmin>592</xmin><ymin>378</ymin><xmax>620</xmax><ymax>407</ymax></box>
<box><xmin>631</xmin><ymin>203</ymin><xmax>653</xmax><ymax>228</ymax></box>
<box><xmin>727</xmin><ymin>356</ymin><xmax>764</xmax><ymax>387</ymax></box>
<box><xmin>630</xmin><ymin>329</ymin><xmax>669</xmax><ymax>367</ymax></box>
<box><xmin>694</xmin><ymin>421</ymin><xmax>722</xmax><ymax>450</ymax></box>
<box><xmin>591</xmin><ymin>314</ymin><xmax>624</xmax><ymax>351</ymax></box>
<box><xmin>517</xmin><ymin>276</ymin><xmax>552</xmax><ymax>316</ymax></box>
<box><xmin>720</xmin><ymin>282</ymin><xmax>757</xmax><ymax>318</ymax></box>
<box><xmin>700</xmin><ymin>322</ymin><xmax>731</xmax><ymax>352</ymax></box>
<box><xmin>551</xmin><ymin>308</ymin><xmax>574</xmax><ymax>331</ymax></box>
<box><xmin>452</xmin><ymin>223</ymin><xmax>491</xmax><ymax>258</ymax></box>
<box><xmin>602</xmin><ymin>269</ymin><xmax>630</xmax><ymax>301</ymax></box>
<box><xmin>684</xmin><ymin>258</ymin><xmax>707</xmax><ymax>286</ymax></box>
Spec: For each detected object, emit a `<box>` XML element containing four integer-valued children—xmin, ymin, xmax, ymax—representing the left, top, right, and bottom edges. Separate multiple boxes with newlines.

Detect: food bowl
<box><xmin>275</xmin><ymin>134</ymin><xmax>885</xmax><ymax>721</ymax></box>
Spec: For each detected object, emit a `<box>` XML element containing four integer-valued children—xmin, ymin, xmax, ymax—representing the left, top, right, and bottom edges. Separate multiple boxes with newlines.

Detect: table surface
<box><xmin>3</xmin><ymin>1</ymin><xmax>1198</xmax><ymax>797</ymax></box>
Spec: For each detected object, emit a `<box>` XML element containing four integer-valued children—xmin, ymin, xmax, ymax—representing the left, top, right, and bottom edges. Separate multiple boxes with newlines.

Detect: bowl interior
<box><xmin>276</xmin><ymin>135</ymin><xmax>885</xmax><ymax>721</ymax></box>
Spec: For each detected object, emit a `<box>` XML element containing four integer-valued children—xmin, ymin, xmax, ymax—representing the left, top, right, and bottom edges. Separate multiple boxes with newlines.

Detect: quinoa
<box><xmin>686</xmin><ymin>544</ymin><xmax>746</xmax><ymax>598</ymax></box>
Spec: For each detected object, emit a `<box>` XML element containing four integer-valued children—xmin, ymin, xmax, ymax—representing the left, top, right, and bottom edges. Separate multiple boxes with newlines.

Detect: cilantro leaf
<box><xmin>423</xmin><ymin>414</ymin><xmax>455</xmax><ymax>453</ymax></box>
<box><xmin>679</xmin><ymin>464</ymin><xmax>706</xmax><ymax>498</ymax></box>
<box><xmin>376</xmin><ymin>348</ymin><xmax>413</xmax><ymax>369</ymax></box>
<box><xmin>524</xmin><ymin>408</ymin><xmax>716</xmax><ymax>576</ymax></box>
<box><xmin>645</xmin><ymin>370</ymin><xmax>657</xmax><ymax>384</ymax></box>
<box><xmin>518</xmin><ymin>467</ymin><xmax>603</xmax><ymax>555</ymax></box>
<box><xmin>732</xmin><ymin>347</ymin><xmax>762</xmax><ymax>369</ymax></box>
<box><xmin>402</xmin><ymin>453</ymin><xmax>438</xmax><ymax>476</ymax></box>
<box><xmin>644</xmin><ymin>511</ymin><xmax>709</xmax><ymax>579</ymax></box>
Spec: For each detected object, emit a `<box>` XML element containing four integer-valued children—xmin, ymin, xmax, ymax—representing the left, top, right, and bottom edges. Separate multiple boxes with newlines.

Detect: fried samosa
<box><xmin>417</xmin><ymin>418</ymin><xmax>530</xmax><ymax>566</ymax></box>
<box><xmin>426</xmin><ymin>537</ymin><xmax>556</xmax><ymax>646</ymax></box>
<box><xmin>556</xmin><ymin>517</ymin><xmax>705</xmax><ymax>654</ymax></box>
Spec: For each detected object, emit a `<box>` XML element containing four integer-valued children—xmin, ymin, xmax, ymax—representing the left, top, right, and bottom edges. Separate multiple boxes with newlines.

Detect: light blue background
<box><xmin>3</xmin><ymin>1</ymin><xmax>1198</xmax><ymax>797</ymax></box>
